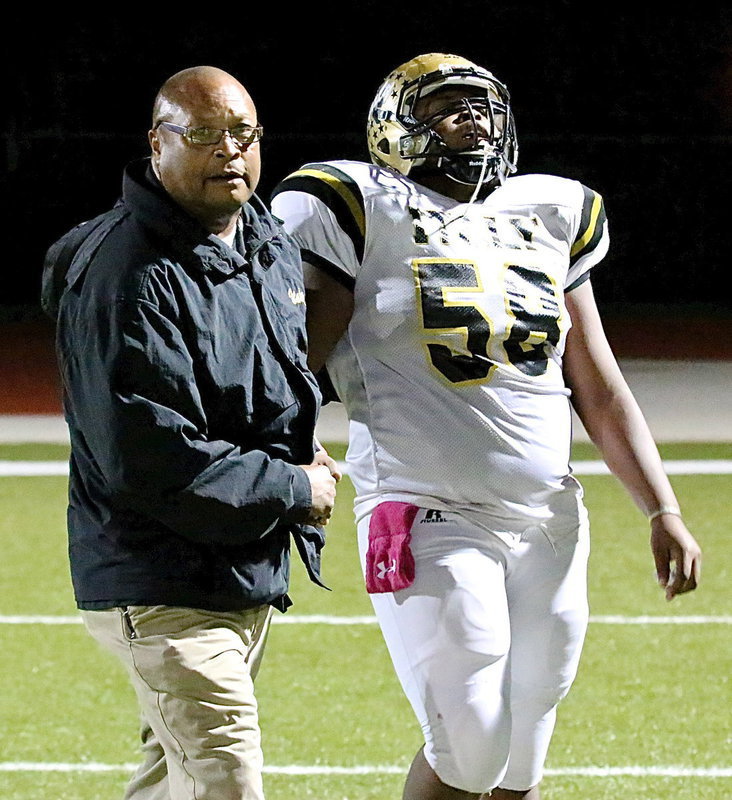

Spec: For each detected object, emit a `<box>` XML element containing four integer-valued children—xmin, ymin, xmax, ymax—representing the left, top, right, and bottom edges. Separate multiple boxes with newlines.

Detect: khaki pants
<box><xmin>81</xmin><ymin>604</ymin><xmax>273</xmax><ymax>800</ymax></box>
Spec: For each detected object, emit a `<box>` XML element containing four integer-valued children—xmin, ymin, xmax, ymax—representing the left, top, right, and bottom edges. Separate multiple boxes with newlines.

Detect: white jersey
<box><xmin>272</xmin><ymin>161</ymin><xmax>609</xmax><ymax>539</ymax></box>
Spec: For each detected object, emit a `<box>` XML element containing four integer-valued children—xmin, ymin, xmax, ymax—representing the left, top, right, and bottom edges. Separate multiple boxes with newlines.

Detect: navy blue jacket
<box><xmin>42</xmin><ymin>159</ymin><xmax>325</xmax><ymax>612</ymax></box>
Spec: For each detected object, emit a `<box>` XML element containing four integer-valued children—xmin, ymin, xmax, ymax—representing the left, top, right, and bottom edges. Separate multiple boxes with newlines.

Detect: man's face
<box><xmin>149</xmin><ymin>80</ymin><xmax>261</xmax><ymax>226</ymax></box>
<box><xmin>414</xmin><ymin>86</ymin><xmax>501</xmax><ymax>151</ymax></box>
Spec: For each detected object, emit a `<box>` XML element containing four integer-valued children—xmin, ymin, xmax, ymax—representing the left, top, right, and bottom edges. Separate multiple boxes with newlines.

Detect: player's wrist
<box><xmin>647</xmin><ymin>505</ymin><xmax>682</xmax><ymax>522</ymax></box>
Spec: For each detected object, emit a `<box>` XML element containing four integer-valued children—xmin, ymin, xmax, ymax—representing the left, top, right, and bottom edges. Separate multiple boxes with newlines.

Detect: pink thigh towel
<box><xmin>365</xmin><ymin>502</ymin><xmax>419</xmax><ymax>593</ymax></box>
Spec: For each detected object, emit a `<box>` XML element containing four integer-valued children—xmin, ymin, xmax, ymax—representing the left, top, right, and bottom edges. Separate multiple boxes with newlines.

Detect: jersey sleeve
<box><xmin>565</xmin><ymin>183</ymin><xmax>609</xmax><ymax>291</ymax></box>
<box><xmin>271</xmin><ymin>162</ymin><xmax>366</xmax><ymax>288</ymax></box>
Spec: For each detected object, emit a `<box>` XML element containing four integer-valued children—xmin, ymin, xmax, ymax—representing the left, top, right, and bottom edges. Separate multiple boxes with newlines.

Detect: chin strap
<box><xmin>424</xmin><ymin>145</ymin><xmax>493</xmax><ymax>238</ymax></box>
<box><xmin>466</xmin><ymin>144</ymin><xmax>492</xmax><ymax>205</ymax></box>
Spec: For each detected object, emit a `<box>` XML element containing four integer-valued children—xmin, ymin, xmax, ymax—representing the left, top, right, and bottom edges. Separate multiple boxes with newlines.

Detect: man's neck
<box><xmin>207</xmin><ymin>211</ymin><xmax>242</xmax><ymax>240</ymax></box>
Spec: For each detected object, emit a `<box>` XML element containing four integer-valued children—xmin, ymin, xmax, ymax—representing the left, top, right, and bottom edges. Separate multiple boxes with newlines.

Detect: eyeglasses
<box><xmin>155</xmin><ymin>121</ymin><xmax>264</xmax><ymax>147</ymax></box>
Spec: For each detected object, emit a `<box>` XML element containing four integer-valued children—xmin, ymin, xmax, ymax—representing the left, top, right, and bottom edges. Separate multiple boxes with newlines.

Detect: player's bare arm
<box><xmin>563</xmin><ymin>279</ymin><xmax>701</xmax><ymax>599</ymax></box>
<box><xmin>303</xmin><ymin>259</ymin><xmax>354</xmax><ymax>372</ymax></box>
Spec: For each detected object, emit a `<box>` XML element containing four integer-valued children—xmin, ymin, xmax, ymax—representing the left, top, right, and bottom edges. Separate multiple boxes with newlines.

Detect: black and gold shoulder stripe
<box><xmin>271</xmin><ymin>163</ymin><xmax>366</xmax><ymax>261</ymax></box>
<box><xmin>570</xmin><ymin>185</ymin><xmax>606</xmax><ymax>267</ymax></box>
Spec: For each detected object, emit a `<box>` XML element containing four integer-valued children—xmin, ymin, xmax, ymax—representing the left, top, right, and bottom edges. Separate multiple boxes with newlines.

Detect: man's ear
<box><xmin>149</xmin><ymin>128</ymin><xmax>161</xmax><ymax>165</ymax></box>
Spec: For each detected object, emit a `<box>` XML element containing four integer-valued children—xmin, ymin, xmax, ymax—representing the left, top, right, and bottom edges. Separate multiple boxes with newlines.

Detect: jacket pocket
<box><xmin>120</xmin><ymin>606</ymin><xmax>138</xmax><ymax>640</ymax></box>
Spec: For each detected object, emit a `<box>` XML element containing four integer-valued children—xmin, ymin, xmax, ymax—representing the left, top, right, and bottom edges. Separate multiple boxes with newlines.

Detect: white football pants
<box><xmin>357</xmin><ymin>507</ymin><xmax>590</xmax><ymax>793</ymax></box>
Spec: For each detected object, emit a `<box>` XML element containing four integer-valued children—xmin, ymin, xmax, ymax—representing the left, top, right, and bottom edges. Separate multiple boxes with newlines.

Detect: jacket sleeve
<box><xmin>63</xmin><ymin>278</ymin><xmax>314</xmax><ymax>546</ymax></box>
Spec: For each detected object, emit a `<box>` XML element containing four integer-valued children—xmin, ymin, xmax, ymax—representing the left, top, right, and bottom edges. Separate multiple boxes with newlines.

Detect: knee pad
<box><xmin>428</xmin><ymin>738</ymin><xmax>510</xmax><ymax>795</ymax></box>
<box><xmin>425</xmin><ymin>686</ymin><xmax>512</xmax><ymax>793</ymax></box>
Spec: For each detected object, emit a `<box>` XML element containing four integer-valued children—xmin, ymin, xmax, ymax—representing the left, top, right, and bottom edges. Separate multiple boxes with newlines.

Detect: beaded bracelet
<box><xmin>647</xmin><ymin>505</ymin><xmax>682</xmax><ymax>522</ymax></box>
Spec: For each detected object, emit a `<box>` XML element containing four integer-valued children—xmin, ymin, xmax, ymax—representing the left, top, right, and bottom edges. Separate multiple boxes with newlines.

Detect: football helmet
<box><xmin>367</xmin><ymin>53</ymin><xmax>518</xmax><ymax>187</ymax></box>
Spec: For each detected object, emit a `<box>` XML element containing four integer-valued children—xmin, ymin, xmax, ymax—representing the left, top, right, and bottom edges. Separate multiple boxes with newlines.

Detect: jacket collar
<box><xmin>122</xmin><ymin>158</ymin><xmax>280</xmax><ymax>277</ymax></box>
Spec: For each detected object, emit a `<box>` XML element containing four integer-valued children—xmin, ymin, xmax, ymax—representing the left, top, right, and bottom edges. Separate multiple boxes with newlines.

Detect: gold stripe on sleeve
<box><xmin>570</xmin><ymin>191</ymin><xmax>602</xmax><ymax>258</ymax></box>
<box><xmin>293</xmin><ymin>168</ymin><xmax>366</xmax><ymax>239</ymax></box>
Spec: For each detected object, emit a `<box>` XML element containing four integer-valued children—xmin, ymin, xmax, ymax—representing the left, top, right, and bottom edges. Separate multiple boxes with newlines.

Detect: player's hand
<box><xmin>650</xmin><ymin>515</ymin><xmax>702</xmax><ymax>601</ymax></box>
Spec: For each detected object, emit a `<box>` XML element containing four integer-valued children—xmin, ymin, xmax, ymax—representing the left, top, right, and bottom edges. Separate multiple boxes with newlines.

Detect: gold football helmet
<box><xmin>367</xmin><ymin>53</ymin><xmax>518</xmax><ymax>187</ymax></box>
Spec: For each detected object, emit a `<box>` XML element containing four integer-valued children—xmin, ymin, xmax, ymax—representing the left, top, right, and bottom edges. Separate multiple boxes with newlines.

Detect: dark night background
<box><xmin>3</xmin><ymin>6</ymin><xmax>731</xmax><ymax>328</ymax></box>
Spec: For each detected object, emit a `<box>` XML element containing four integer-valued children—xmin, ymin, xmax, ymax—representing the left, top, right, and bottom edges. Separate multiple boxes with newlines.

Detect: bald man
<box><xmin>42</xmin><ymin>67</ymin><xmax>339</xmax><ymax>799</ymax></box>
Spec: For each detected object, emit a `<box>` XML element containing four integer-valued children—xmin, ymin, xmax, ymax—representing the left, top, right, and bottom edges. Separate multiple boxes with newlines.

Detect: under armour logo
<box><xmin>376</xmin><ymin>559</ymin><xmax>397</xmax><ymax>579</ymax></box>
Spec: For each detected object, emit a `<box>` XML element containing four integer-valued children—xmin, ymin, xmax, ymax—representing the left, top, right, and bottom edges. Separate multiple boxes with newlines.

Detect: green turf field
<box><xmin>0</xmin><ymin>441</ymin><xmax>729</xmax><ymax>799</ymax></box>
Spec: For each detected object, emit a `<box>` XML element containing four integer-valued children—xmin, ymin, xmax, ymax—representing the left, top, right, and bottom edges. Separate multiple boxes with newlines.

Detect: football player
<box><xmin>271</xmin><ymin>54</ymin><xmax>702</xmax><ymax>800</ymax></box>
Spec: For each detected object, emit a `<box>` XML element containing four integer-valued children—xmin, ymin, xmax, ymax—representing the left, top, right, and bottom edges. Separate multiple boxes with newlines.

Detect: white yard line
<box><xmin>0</xmin><ymin>614</ymin><xmax>730</xmax><ymax>626</ymax></box>
<box><xmin>2</xmin><ymin>459</ymin><xmax>732</xmax><ymax>477</ymax></box>
<box><xmin>544</xmin><ymin>767</ymin><xmax>732</xmax><ymax>778</ymax></box>
<box><xmin>572</xmin><ymin>459</ymin><xmax>732</xmax><ymax>475</ymax></box>
<box><xmin>0</xmin><ymin>762</ymin><xmax>729</xmax><ymax>777</ymax></box>
<box><xmin>0</xmin><ymin>461</ymin><xmax>70</xmax><ymax>475</ymax></box>
<box><xmin>587</xmin><ymin>615</ymin><xmax>731</xmax><ymax>624</ymax></box>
